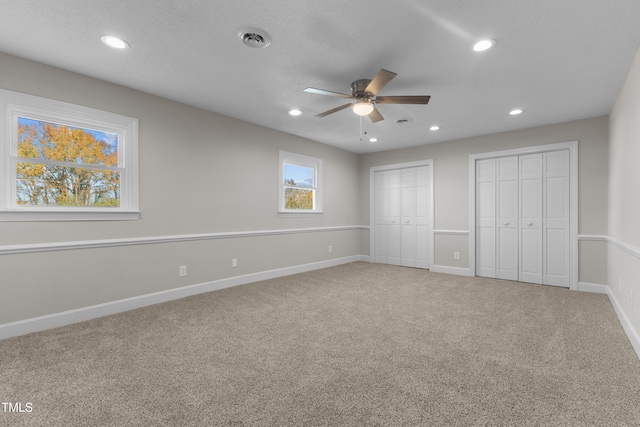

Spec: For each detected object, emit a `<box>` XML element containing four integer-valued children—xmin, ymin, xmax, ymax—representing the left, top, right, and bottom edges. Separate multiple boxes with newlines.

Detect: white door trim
<box><xmin>370</xmin><ymin>159</ymin><xmax>434</xmax><ymax>268</ymax></box>
<box><xmin>468</xmin><ymin>141</ymin><xmax>578</xmax><ymax>290</ymax></box>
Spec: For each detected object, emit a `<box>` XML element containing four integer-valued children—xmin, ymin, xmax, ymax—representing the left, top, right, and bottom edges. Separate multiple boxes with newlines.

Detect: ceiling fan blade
<box><xmin>314</xmin><ymin>103</ymin><xmax>353</xmax><ymax>118</ymax></box>
<box><xmin>368</xmin><ymin>106</ymin><xmax>384</xmax><ymax>123</ymax></box>
<box><xmin>304</xmin><ymin>87</ymin><xmax>353</xmax><ymax>99</ymax></box>
<box><xmin>375</xmin><ymin>95</ymin><xmax>431</xmax><ymax>104</ymax></box>
<box><xmin>364</xmin><ymin>69</ymin><xmax>397</xmax><ymax>95</ymax></box>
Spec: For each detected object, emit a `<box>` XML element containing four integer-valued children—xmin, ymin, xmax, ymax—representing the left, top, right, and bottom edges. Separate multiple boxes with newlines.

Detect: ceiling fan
<box><xmin>304</xmin><ymin>69</ymin><xmax>430</xmax><ymax>123</ymax></box>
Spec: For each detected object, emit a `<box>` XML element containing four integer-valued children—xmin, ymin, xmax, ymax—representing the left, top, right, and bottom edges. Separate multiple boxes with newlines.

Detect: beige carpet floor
<box><xmin>1</xmin><ymin>262</ymin><xmax>640</xmax><ymax>426</ymax></box>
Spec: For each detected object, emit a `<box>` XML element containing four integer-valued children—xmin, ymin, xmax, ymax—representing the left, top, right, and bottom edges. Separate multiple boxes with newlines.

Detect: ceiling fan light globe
<box><xmin>352</xmin><ymin>101</ymin><xmax>374</xmax><ymax>116</ymax></box>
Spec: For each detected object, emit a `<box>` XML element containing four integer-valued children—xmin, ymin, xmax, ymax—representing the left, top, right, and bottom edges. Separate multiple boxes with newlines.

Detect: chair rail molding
<box><xmin>0</xmin><ymin>225</ymin><xmax>369</xmax><ymax>255</ymax></box>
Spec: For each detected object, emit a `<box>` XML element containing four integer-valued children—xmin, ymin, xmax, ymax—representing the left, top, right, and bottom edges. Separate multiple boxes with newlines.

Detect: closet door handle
<box><xmin>503</xmin><ymin>221</ymin><xmax>510</xmax><ymax>226</ymax></box>
<box><xmin>405</xmin><ymin>220</ymin><xmax>410</xmax><ymax>224</ymax></box>
<box><xmin>527</xmin><ymin>222</ymin><xmax>533</xmax><ymax>227</ymax></box>
<box><xmin>391</xmin><ymin>220</ymin><xmax>396</xmax><ymax>224</ymax></box>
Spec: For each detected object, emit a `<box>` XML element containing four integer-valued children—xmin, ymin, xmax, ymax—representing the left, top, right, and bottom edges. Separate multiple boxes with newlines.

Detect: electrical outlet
<box><xmin>179</xmin><ymin>265</ymin><xmax>187</xmax><ymax>277</ymax></box>
<box><xmin>328</xmin><ymin>245</ymin><xmax>333</xmax><ymax>253</ymax></box>
<box><xmin>454</xmin><ymin>251</ymin><xmax>460</xmax><ymax>260</ymax></box>
<box><xmin>232</xmin><ymin>258</ymin><xmax>238</xmax><ymax>268</ymax></box>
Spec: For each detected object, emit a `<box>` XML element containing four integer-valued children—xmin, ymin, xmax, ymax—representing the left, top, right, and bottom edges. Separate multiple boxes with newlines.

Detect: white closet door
<box><xmin>544</xmin><ymin>150</ymin><xmax>570</xmax><ymax>286</ymax></box>
<box><xmin>387</xmin><ymin>170</ymin><xmax>402</xmax><ymax>265</ymax></box>
<box><xmin>519</xmin><ymin>153</ymin><xmax>543</xmax><ymax>284</ymax></box>
<box><xmin>415</xmin><ymin>166</ymin><xmax>431</xmax><ymax>269</ymax></box>
<box><xmin>374</xmin><ymin>171</ymin><xmax>389</xmax><ymax>264</ymax></box>
<box><xmin>400</xmin><ymin>168</ymin><xmax>417</xmax><ymax>267</ymax></box>
<box><xmin>497</xmin><ymin>156</ymin><xmax>519</xmax><ymax>280</ymax></box>
<box><xmin>476</xmin><ymin>159</ymin><xmax>496</xmax><ymax>278</ymax></box>
<box><xmin>374</xmin><ymin>170</ymin><xmax>401</xmax><ymax>265</ymax></box>
<box><xmin>374</xmin><ymin>165</ymin><xmax>432</xmax><ymax>269</ymax></box>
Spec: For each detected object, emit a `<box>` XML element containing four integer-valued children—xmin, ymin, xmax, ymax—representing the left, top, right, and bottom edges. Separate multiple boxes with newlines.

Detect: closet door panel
<box><xmin>415</xmin><ymin>166</ymin><xmax>430</xmax><ymax>227</ymax></box>
<box><xmin>476</xmin><ymin>159</ymin><xmax>496</xmax><ymax>278</ymax></box>
<box><xmin>415</xmin><ymin>226</ymin><xmax>429</xmax><ymax>268</ymax></box>
<box><xmin>374</xmin><ymin>171</ymin><xmax>388</xmax><ymax>263</ymax></box>
<box><xmin>386</xmin><ymin>169</ymin><xmax>401</xmax><ymax>265</ymax></box>
<box><xmin>374</xmin><ymin>225</ymin><xmax>387</xmax><ymax>263</ymax></box>
<box><xmin>519</xmin><ymin>153</ymin><xmax>543</xmax><ymax>284</ymax></box>
<box><xmin>401</xmin><ymin>224</ymin><xmax>416</xmax><ymax>267</ymax></box>
<box><xmin>544</xmin><ymin>150</ymin><xmax>570</xmax><ymax>286</ymax></box>
<box><xmin>415</xmin><ymin>166</ymin><xmax>431</xmax><ymax>268</ymax></box>
<box><xmin>546</xmin><ymin>228</ymin><xmax>567</xmax><ymax>282</ymax></box>
<box><xmin>400</xmin><ymin>168</ymin><xmax>417</xmax><ymax>267</ymax></box>
<box><xmin>386</xmin><ymin>224</ymin><xmax>401</xmax><ymax>265</ymax></box>
<box><xmin>497</xmin><ymin>156</ymin><xmax>518</xmax><ymax>280</ymax></box>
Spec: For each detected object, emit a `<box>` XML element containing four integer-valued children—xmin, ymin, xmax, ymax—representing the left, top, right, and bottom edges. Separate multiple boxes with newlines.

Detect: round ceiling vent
<box><xmin>238</xmin><ymin>28</ymin><xmax>271</xmax><ymax>48</ymax></box>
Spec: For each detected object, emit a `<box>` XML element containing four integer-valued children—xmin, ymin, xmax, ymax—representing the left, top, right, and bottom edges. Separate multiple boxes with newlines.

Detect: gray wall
<box><xmin>0</xmin><ymin>53</ymin><xmax>362</xmax><ymax>324</ymax></box>
<box><xmin>359</xmin><ymin>115</ymin><xmax>610</xmax><ymax>284</ymax></box>
<box><xmin>0</xmin><ymin>50</ymin><xmax>619</xmax><ymax>330</ymax></box>
<box><xmin>608</xmin><ymin>46</ymin><xmax>640</xmax><ymax>335</ymax></box>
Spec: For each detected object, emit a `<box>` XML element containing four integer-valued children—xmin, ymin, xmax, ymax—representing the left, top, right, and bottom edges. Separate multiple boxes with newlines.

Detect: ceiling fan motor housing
<box><xmin>351</xmin><ymin>79</ymin><xmax>373</xmax><ymax>98</ymax></box>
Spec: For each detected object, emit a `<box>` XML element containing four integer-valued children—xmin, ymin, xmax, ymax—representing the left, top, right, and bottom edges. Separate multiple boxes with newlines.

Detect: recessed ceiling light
<box><xmin>288</xmin><ymin>109</ymin><xmax>302</xmax><ymax>116</ymax></box>
<box><xmin>430</xmin><ymin>125</ymin><xmax>440</xmax><ymax>131</ymax></box>
<box><xmin>510</xmin><ymin>108</ymin><xmax>524</xmax><ymax>115</ymax></box>
<box><xmin>101</xmin><ymin>35</ymin><xmax>129</xmax><ymax>49</ymax></box>
<box><xmin>473</xmin><ymin>39</ymin><xmax>495</xmax><ymax>52</ymax></box>
<box><xmin>369</xmin><ymin>138</ymin><xmax>378</xmax><ymax>143</ymax></box>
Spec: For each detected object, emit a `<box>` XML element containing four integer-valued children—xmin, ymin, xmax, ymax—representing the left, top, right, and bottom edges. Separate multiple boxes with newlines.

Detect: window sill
<box><xmin>278</xmin><ymin>211</ymin><xmax>324</xmax><ymax>218</ymax></box>
<box><xmin>0</xmin><ymin>210</ymin><xmax>141</xmax><ymax>222</ymax></box>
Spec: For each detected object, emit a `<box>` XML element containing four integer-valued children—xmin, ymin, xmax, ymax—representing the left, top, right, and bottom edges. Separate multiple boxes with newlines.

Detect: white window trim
<box><xmin>0</xmin><ymin>88</ymin><xmax>139</xmax><ymax>221</ymax></box>
<box><xmin>278</xmin><ymin>150</ymin><xmax>323</xmax><ymax>214</ymax></box>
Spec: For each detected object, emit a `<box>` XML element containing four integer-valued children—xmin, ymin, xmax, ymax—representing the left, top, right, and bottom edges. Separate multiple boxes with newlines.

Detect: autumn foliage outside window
<box><xmin>279</xmin><ymin>151</ymin><xmax>322</xmax><ymax>213</ymax></box>
<box><xmin>16</xmin><ymin>118</ymin><xmax>121</xmax><ymax>207</ymax></box>
<box><xmin>284</xmin><ymin>179</ymin><xmax>314</xmax><ymax>210</ymax></box>
<box><xmin>283</xmin><ymin>163</ymin><xmax>315</xmax><ymax>210</ymax></box>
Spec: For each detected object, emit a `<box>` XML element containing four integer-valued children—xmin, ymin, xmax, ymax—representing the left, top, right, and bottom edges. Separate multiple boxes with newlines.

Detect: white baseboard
<box><xmin>579</xmin><ymin>281</ymin><xmax>640</xmax><ymax>361</ymax></box>
<box><xmin>0</xmin><ymin>255</ymin><xmax>367</xmax><ymax>340</ymax></box>
<box><xmin>430</xmin><ymin>264</ymin><xmax>472</xmax><ymax>276</ymax></box>
<box><xmin>577</xmin><ymin>281</ymin><xmax>609</xmax><ymax>294</ymax></box>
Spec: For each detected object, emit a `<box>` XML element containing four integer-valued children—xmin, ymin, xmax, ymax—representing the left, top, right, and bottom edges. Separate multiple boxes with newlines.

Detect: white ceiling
<box><xmin>1</xmin><ymin>0</ymin><xmax>639</xmax><ymax>154</ymax></box>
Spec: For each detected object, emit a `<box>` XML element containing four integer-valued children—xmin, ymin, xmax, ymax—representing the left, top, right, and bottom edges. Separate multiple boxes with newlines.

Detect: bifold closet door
<box><xmin>374</xmin><ymin>166</ymin><xmax>431</xmax><ymax>269</ymax></box>
<box><xmin>475</xmin><ymin>150</ymin><xmax>570</xmax><ymax>287</ymax></box>
<box><xmin>374</xmin><ymin>170</ymin><xmax>401</xmax><ymax>265</ymax></box>
<box><xmin>477</xmin><ymin>156</ymin><xmax>519</xmax><ymax>281</ymax></box>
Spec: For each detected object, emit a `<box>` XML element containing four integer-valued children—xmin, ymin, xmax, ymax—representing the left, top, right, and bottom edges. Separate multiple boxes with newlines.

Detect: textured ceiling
<box><xmin>1</xmin><ymin>0</ymin><xmax>639</xmax><ymax>154</ymax></box>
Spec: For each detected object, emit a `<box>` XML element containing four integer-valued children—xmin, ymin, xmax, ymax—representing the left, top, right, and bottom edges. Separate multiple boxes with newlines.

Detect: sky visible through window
<box><xmin>18</xmin><ymin>117</ymin><xmax>118</xmax><ymax>154</ymax></box>
<box><xmin>284</xmin><ymin>163</ymin><xmax>313</xmax><ymax>187</ymax></box>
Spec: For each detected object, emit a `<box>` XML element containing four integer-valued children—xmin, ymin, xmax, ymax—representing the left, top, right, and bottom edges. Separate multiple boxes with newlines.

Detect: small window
<box><xmin>279</xmin><ymin>150</ymin><xmax>322</xmax><ymax>213</ymax></box>
<box><xmin>0</xmin><ymin>88</ymin><xmax>139</xmax><ymax>221</ymax></box>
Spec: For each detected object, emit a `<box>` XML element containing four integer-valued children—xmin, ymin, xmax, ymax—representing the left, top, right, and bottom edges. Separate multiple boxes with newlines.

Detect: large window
<box><xmin>0</xmin><ymin>88</ymin><xmax>139</xmax><ymax>221</ymax></box>
<box><xmin>279</xmin><ymin>150</ymin><xmax>322</xmax><ymax>214</ymax></box>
